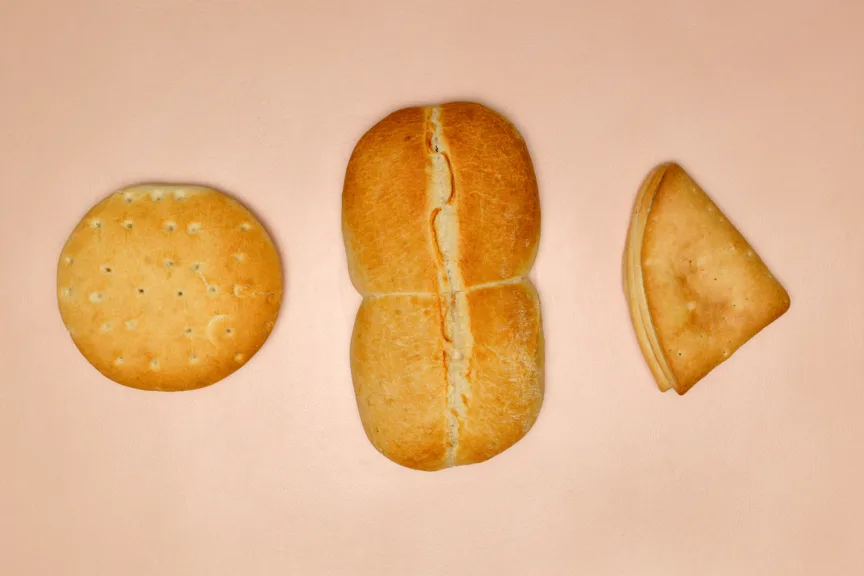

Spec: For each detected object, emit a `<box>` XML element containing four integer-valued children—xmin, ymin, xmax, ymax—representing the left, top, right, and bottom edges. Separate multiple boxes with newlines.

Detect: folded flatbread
<box><xmin>623</xmin><ymin>163</ymin><xmax>790</xmax><ymax>394</ymax></box>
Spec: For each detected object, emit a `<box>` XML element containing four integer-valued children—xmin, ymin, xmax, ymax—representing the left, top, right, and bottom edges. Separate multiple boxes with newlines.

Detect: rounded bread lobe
<box><xmin>342</xmin><ymin>106</ymin><xmax>440</xmax><ymax>295</ymax></box>
<box><xmin>351</xmin><ymin>295</ymin><xmax>449</xmax><ymax>471</ymax></box>
<box><xmin>57</xmin><ymin>185</ymin><xmax>282</xmax><ymax>391</ymax></box>
<box><xmin>439</xmin><ymin>102</ymin><xmax>541</xmax><ymax>287</ymax></box>
<box><xmin>456</xmin><ymin>279</ymin><xmax>544</xmax><ymax>466</ymax></box>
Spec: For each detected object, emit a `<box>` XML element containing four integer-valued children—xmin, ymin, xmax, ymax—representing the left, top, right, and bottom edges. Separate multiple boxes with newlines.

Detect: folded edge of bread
<box><xmin>623</xmin><ymin>163</ymin><xmax>791</xmax><ymax>395</ymax></box>
<box><xmin>343</xmin><ymin>102</ymin><xmax>543</xmax><ymax>470</ymax></box>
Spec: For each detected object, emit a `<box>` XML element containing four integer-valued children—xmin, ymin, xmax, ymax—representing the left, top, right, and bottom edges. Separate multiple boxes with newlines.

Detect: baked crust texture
<box><xmin>344</xmin><ymin>102</ymin><xmax>543</xmax><ymax>470</ymax></box>
<box><xmin>57</xmin><ymin>185</ymin><xmax>282</xmax><ymax>391</ymax></box>
<box><xmin>623</xmin><ymin>163</ymin><xmax>790</xmax><ymax>394</ymax></box>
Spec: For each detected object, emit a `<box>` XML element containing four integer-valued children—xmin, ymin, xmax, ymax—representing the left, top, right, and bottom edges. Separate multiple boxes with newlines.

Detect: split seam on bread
<box><xmin>361</xmin><ymin>277</ymin><xmax>525</xmax><ymax>299</ymax></box>
<box><xmin>427</xmin><ymin>107</ymin><xmax>471</xmax><ymax>466</ymax></box>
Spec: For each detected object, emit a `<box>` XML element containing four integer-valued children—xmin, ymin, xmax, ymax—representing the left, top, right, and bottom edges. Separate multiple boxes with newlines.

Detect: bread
<box><xmin>57</xmin><ymin>184</ymin><xmax>282</xmax><ymax>391</ymax></box>
<box><xmin>623</xmin><ymin>163</ymin><xmax>791</xmax><ymax>394</ymax></box>
<box><xmin>343</xmin><ymin>102</ymin><xmax>544</xmax><ymax>471</ymax></box>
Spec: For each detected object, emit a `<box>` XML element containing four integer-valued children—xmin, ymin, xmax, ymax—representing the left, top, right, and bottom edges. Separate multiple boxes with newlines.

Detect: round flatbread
<box><xmin>57</xmin><ymin>184</ymin><xmax>282</xmax><ymax>391</ymax></box>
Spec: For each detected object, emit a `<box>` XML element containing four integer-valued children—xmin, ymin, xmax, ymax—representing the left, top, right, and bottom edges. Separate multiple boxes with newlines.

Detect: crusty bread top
<box><xmin>344</xmin><ymin>102</ymin><xmax>544</xmax><ymax>470</ymax></box>
<box><xmin>453</xmin><ymin>280</ymin><xmax>544</xmax><ymax>466</ymax></box>
<box><xmin>627</xmin><ymin>163</ymin><xmax>791</xmax><ymax>394</ymax></box>
<box><xmin>57</xmin><ymin>185</ymin><xmax>282</xmax><ymax>391</ymax></box>
<box><xmin>438</xmin><ymin>103</ymin><xmax>541</xmax><ymax>287</ymax></box>
<box><xmin>343</xmin><ymin>102</ymin><xmax>540</xmax><ymax>295</ymax></box>
<box><xmin>350</xmin><ymin>293</ymin><xmax>450</xmax><ymax>470</ymax></box>
<box><xmin>350</xmin><ymin>279</ymin><xmax>543</xmax><ymax>471</ymax></box>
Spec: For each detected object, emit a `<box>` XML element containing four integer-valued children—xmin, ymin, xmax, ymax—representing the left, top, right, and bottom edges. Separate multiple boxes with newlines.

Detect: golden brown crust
<box><xmin>623</xmin><ymin>164</ymin><xmax>676</xmax><ymax>392</ymax></box>
<box><xmin>439</xmin><ymin>103</ymin><xmax>541</xmax><ymax>287</ymax></box>
<box><xmin>456</xmin><ymin>280</ymin><xmax>543</xmax><ymax>465</ymax></box>
<box><xmin>343</xmin><ymin>102</ymin><xmax>543</xmax><ymax>470</ymax></box>
<box><xmin>624</xmin><ymin>163</ymin><xmax>791</xmax><ymax>394</ymax></box>
<box><xmin>57</xmin><ymin>185</ymin><xmax>282</xmax><ymax>391</ymax></box>
<box><xmin>342</xmin><ymin>106</ymin><xmax>440</xmax><ymax>294</ymax></box>
<box><xmin>350</xmin><ymin>295</ymin><xmax>449</xmax><ymax>471</ymax></box>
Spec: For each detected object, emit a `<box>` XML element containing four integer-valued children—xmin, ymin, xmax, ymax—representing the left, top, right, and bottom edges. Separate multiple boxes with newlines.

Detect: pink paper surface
<box><xmin>1</xmin><ymin>1</ymin><xmax>862</xmax><ymax>574</ymax></box>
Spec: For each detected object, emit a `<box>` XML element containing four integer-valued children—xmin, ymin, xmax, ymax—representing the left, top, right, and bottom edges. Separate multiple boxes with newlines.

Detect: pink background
<box><xmin>2</xmin><ymin>1</ymin><xmax>863</xmax><ymax>574</ymax></box>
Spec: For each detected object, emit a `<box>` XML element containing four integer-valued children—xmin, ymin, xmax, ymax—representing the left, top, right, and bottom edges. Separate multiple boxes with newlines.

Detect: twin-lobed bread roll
<box><xmin>57</xmin><ymin>184</ymin><xmax>282</xmax><ymax>391</ymax></box>
<box><xmin>623</xmin><ymin>163</ymin><xmax>790</xmax><ymax>394</ymax></box>
<box><xmin>343</xmin><ymin>102</ymin><xmax>544</xmax><ymax>471</ymax></box>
